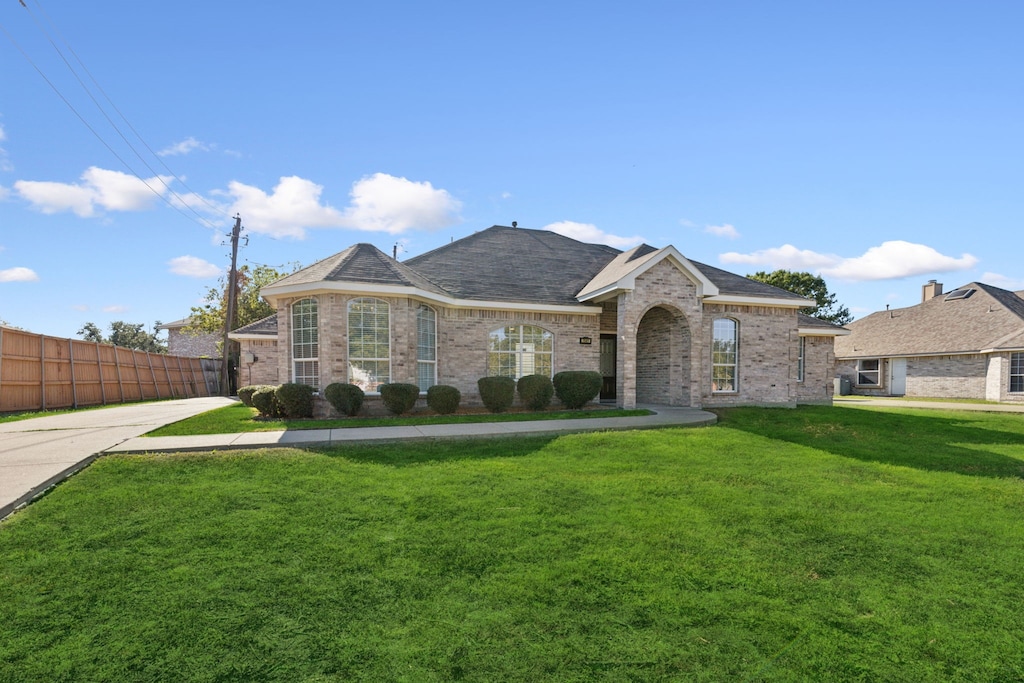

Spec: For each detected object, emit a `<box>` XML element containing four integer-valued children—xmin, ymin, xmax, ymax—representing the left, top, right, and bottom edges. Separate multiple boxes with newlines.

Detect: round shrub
<box><xmin>379</xmin><ymin>382</ymin><xmax>420</xmax><ymax>415</ymax></box>
<box><xmin>237</xmin><ymin>385</ymin><xmax>263</xmax><ymax>407</ymax></box>
<box><xmin>275</xmin><ymin>383</ymin><xmax>315</xmax><ymax>418</ymax></box>
<box><xmin>426</xmin><ymin>385</ymin><xmax>461</xmax><ymax>415</ymax></box>
<box><xmin>517</xmin><ymin>374</ymin><xmax>554</xmax><ymax>411</ymax></box>
<box><xmin>552</xmin><ymin>370</ymin><xmax>603</xmax><ymax>409</ymax></box>
<box><xmin>251</xmin><ymin>385</ymin><xmax>283</xmax><ymax>418</ymax></box>
<box><xmin>324</xmin><ymin>382</ymin><xmax>364</xmax><ymax>417</ymax></box>
<box><xmin>478</xmin><ymin>376</ymin><xmax>515</xmax><ymax>413</ymax></box>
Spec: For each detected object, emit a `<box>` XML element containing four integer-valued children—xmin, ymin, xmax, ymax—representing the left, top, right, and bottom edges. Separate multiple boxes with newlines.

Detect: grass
<box><xmin>2</xmin><ymin>405</ymin><xmax>1023</xmax><ymax>681</ymax></box>
<box><xmin>0</xmin><ymin>398</ymin><xmax>172</xmax><ymax>424</ymax></box>
<box><xmin>146</xmin><ymin>401</ymin><xmax>652</xmax><ymax>436</ymax></box>
<box><xmin>836</xmin><ymin>395</ymin><xmax>1000</xmax><ymax>405</ymax></box>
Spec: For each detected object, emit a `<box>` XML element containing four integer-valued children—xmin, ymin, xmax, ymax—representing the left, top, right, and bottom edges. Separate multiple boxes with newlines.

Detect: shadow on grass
<box><xmin>310</xmin><ymin>434</ymin><xmax>561</xmax><ymax>467</ymax></box>
<box><xmin>715</xmin><ymin>405</ymin><xmax>1024</xmax><ymax>479</ymax></box>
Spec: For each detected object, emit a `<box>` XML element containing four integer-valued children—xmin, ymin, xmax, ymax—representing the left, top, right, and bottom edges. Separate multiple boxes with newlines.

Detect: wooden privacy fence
<box><xmin>0</xmin><ymin>327</ymin><xmax>222</xmax><ymax>413</ymax></box>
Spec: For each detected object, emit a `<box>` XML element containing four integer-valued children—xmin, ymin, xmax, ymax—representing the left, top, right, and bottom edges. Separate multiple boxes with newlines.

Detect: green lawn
<box><xmin>147</xmin><ymin>400</ymin><xmax>652</xmax><ymax>436</ymax></box>
<box><xmin>1</xmin><ymin>405</ymin><xmax>1023</xmax><ymax>681</ymax></box>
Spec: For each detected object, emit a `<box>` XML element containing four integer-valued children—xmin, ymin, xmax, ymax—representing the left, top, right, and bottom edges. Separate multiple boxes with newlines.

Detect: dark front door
<box><xmin>600</xmin><ymin>334</ymin><xmax>617</xmax><ymax>400</ymax></box>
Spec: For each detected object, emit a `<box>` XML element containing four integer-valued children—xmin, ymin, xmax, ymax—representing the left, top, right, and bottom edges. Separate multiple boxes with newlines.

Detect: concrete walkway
<box><xmin>0</xmin><ymin>396</ymin><xmax>236</xmax><ymax>519</ymax></box>
<box><xmin>107</xmin><ymin>405</ymin><xmax>718</xmax><ymax>455</ymax></box>
<box><xmin>833</xmin><ymin>397</ymin><xmax>1024</xmax><ymax>413</ymax></box>
<box><xmin>1</xmin><ymin>400</ymin><xmax>715</xmax><ymax>520</ymax></box>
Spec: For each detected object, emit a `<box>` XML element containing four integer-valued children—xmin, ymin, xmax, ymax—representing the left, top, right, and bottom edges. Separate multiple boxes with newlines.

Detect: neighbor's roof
<box><xmin>834</xmin><ymin>282</ymin><xmax>1024</xmax><ymax>358</ymax></box>
<box><xmin>797</xmin><ymin>312</ymin><xmax>850</xmax><ymax>335</ymax></box>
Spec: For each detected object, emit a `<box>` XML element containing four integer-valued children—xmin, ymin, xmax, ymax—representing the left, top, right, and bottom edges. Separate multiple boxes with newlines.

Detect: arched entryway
<box><xmin>635</xmin><ymin>305</ymin><xmax>691</xmax><ymax>406</ymax></box>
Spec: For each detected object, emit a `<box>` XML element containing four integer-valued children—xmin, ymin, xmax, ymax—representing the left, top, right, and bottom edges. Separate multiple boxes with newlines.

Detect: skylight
<box><xmin>944</xmin><ymin>288</ymin><xmax>975</xmax><ymax>301</ymax></box>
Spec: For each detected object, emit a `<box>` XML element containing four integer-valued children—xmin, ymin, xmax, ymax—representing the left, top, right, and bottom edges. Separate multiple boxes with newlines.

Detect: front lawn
<box><xmin>1</xmin><ymin>405</ymin><xmax>1023</xmax><ymax>681</ymax></box>
<box><xmin>147</xmin><ymin>400</ymin><xmax>652</xmax><ymax>436</ymax></box>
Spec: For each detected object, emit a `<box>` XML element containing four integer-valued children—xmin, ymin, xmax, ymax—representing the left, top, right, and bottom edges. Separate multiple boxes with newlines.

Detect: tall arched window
<box><xmin>488</xmin><ymin>325</ymin><xmax>553</xmax><ymax>379</ymax></box>
<box><xmin>416</xmin><ymin>304</ymin><xmax>437</xmax><ymax>391</ymax></box>
<box><xmin>712</xmin><ymin>318</ymin><xmax>738</xmax><ymax>393</ymax></box>
<box><xmin>348</xmin><ymin>298</ymin><xmax>390</xmax><ymax>392</ymax></box>
<box><xmin>291</xmin><ymin>298</ymin><xmax>319</xmax><ymax>389</ymax></box>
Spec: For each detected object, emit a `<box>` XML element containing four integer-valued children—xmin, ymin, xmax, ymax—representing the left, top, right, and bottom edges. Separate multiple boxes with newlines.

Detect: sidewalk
<box><xmin>833</xmin><ymin>397</ymin><xmax>1024</xmax><ymax>413</ymax></box>
<box><xmin>107</xmin><ymin>406</ymin><xmax>719</xmax><ymax>454</ymax></box>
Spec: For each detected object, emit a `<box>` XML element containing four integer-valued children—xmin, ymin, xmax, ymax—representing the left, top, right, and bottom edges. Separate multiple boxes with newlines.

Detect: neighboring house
<box><xmin>157</xmin><ymin>318</ymin><xmax>220</xmax><ymax>358</ymax></box>
<box><xmin>230</xmin><ymin>225</ymin><xmax>847</xmax><ymax>409</ymax></box>
<box><xmin>834</xmin><ymin>280</ymin><xmax>1024</xmax><ymax>403</ymax></box>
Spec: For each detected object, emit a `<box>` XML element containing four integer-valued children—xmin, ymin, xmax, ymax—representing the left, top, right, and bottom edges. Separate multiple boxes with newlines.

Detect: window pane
<box><xmin>349</xmin><ymin>298</ymin><xmax>390</xmax><ymax>392</ymax></box>
<box><xmin>712</xmin><ymin>318</ymin><xmax>738</xmax><ymax>392</ymax></box>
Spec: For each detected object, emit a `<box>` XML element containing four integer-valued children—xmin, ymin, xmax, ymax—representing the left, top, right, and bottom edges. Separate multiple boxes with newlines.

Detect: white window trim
<box><xmin>797</xmin><ymin>337</ymin><xmax>806</xmax><ymax>383</ymax></box>
<box><xmin>291</xmin><ymin>297</ymin><xmax>319</xmax><ymax>390</ymax></box>
<box><xmin>712</xmin><ymin>318</ymin><xmax>739</xmax><ymax>393</ymax></box>
<box><xmin>488</xmin><ymin>324</ymin><xmax>554</xmax><ymax>380</ymax></box>
<box><xmin>416</xmin><ymin>304</ymin><xmax>437</xmax><ymax>392</ymax></box>
<box><xmin>348</xmin><ymin>297</ymin><xmax>391</xmax><ymax>394</ymax></box>
<box><xmin>1010</xmin><ymin>352</ymin><xmax>1024</xmax><ymax>393</ymax></box>
<box><xmin>856</xmin><ymin>358</ymin><xmax>881</xmax><ymax>387</ymax></box>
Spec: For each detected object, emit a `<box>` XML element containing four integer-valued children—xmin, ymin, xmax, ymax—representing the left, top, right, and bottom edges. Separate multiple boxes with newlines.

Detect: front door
<box><xmin>600</xmin><ymin>334</ymin><xmax>617</xmax><ymax>400</ymax></box>
<box><xmin>888</xmin><ymin>358</ymin><xmax>907</xmax><ymax>396</ymax></box>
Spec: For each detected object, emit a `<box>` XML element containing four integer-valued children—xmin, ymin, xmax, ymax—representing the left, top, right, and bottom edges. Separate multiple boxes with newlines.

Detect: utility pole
<box><xmin>221</xmin><ymin>214</ymin><xmax>243</xmax><ymax>396</ymax></box>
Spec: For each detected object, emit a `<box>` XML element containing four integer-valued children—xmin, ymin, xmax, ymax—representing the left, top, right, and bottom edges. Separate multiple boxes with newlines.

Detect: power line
<box><xmin>0</xmin><ymin>5</ymin><xmax>229</xmax><ymax>230</ymax></box>
<box><xmin>27</xmin><ymin>0</ymin><xmax>231</xmax><ymax>221</ymax></box>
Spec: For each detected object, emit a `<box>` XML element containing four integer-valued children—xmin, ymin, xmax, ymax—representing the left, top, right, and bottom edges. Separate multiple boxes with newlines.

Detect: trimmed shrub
<box><xmin>237</xmin><ymin>385</ymin><xmax>263</xmax><ymax>407</ymax></box>
<box><xmin>379</xmin><ymin>383</ymin><xmax>420</xmax><ymax>415</ymax></box>
<box><xmin>478</xmin><ymin>376</ymin><xmax>515</xmax><ymax>413</ymax></box>
<box><xmin>275</xmin><ymin>383</ymin><xmax>315</xmax><ymax>418</ymax></box>
<box><xmin>426</xmin><ymin>385</ymin><xmax>461</xmax><ymax>415</ymax></box>
<box><xmin>552</xmin><ymin>370</ymin><xmax>603</xmax><ymax>409</ymax></box>
<box><xmin>517</xmin><ymin>374</ymin><xmax>554</xmax><ymax>411</ymax></box>
<box><xmin>251</xmin><ymin>385</ymin><xmax>283</xmax><ymax>418</ymax></box>
<box><xmin>324</xmin><ymin>382</ymin><xmax>364</xmax><ymax>417</ymax></box>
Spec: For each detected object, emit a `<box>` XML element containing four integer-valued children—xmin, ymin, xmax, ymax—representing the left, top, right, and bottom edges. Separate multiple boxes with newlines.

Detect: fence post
<box><xmin>133</xmin><ymin>350</ymin><xmax>144</xmax><ymax>401</ymax></box>
<box><xmin>96</xmin><ymin>341</ymin><xmax>107</xmax><ymax>405</ymax></box>
<box><xmin>0</xmin><ymin>327</ymin><xmax>4</xmax><ymax>408</ymax></box>
<box><xmin>69</xmin><ymin>338</ymin><xmax>78</xmax><ymax>408</ymax></box>
<box><xmin>40</xmin><ymin>334</ymin><xmax>46</xmax><ymax>411</ymax></box>
<box><xmin>148</xmin><ymin>352</ymin><xmax>161</xmax><ymax>399</ymax></box>
<box><xmin>114</xmin><ymin>347</ymin><xmax>124</xmax><ymax>402</ymax></box>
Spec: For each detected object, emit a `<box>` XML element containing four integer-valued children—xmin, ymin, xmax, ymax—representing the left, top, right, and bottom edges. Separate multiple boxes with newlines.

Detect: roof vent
<box><xmin>944</xmin><ymin>288</ymin><xmax>975</xmax><ymax>301</ymax></box>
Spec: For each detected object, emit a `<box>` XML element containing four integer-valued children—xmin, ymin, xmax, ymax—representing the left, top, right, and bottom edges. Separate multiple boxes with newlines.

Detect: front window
<box><xmin>712</xmin><ymin>318</ymin><xmax>738</xmax><ymax>392</ymax></box>
<box><xmin>857</xmin><ymin>359</ymin><xmax>881</xmax><ymax>386</ymax></box>
<box><xmin>797</xmin><ymin>337</ymin><xmax>806</xmax><ymax>383</ymax></box>
<box><xmin>1011</xmin><ymin>353</ymin><xmax>1024</xmax><ymax>393</ymax></box>
<box><xmin>291</xmin><ymin>298</ymin><xmax>319</xmax><ymax>389</ymax></box>
<box><xmin>416</xmin><ymin>304</ymin><xmax>437</xmax><ymax>391</ymax></box>
<box><xmin>488</xmin><ymin>325</ymin><xmax>553</xmax><ymax>379</ymax></box>
<box><xmin>348</xmin><ymin>298</ymin><xmax>390</xmax><ymax>393</ymax></box>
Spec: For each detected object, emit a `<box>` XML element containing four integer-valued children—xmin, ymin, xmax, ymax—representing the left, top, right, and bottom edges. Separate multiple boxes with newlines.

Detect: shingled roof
<box><xmin>834</xmin><ymin>282</ymin><xmax>1024</xmax><ymax>358</ymax></box>
<box><xmin>404</xmin><ymin>226</ymin><xmax>620</xmax><ymax>306</ymax></box>
<box><xmin>258</xmin><ymin>225</ymin><xmax>815</xmax><ymax>308</ymax></box>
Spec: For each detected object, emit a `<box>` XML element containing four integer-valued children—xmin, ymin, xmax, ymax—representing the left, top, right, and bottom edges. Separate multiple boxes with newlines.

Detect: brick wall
<box><xmin>792</xmin><ymin>336</ymin><xmax>835</xmax><ymax>404</ymax></box>
<box><xmin>905</xmin><ymin>355</ymin><xmax>986</xmax><ymax>398</ymax></box>
<box><xmin>700</xmin><ymin>303</ymin><xmax>799</xmax><ymax>408</ymax></box>
<box><xmin>236</xmin><ymin>338</ymin><xmax>280</xmax><ymax>388</ymax></box>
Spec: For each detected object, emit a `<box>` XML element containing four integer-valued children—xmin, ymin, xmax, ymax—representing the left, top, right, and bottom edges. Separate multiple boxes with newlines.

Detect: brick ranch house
<box><xmin>834</xmin><ymin>280</ymin><xmax>1024</xmax><ymax>403</ymax></box>
<box><xmin>230</xmin><ymin>225</ymin><xmax>847</xmax><ymax>410</ymax></box>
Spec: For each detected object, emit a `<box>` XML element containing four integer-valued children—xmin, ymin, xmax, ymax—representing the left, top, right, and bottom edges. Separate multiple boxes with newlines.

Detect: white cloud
<box><xmin>341</xmin><ymin>173</ymin><xmax>462</xmax><ymax>234</ymax></box>
<box><xmin>0</xmin><ymin>267</ymin><xmax>38</xmax><ymax>282</ymax></box>
<box><xmin>0</xmin><ymin>184</ymin><xmax>9</xmax><ymax>200</ymax></box>
<box><xmin>158</xmin><ymin>137</ymin><xmax>211</xmax><ymax>157</ymax></box>
<box><xmin>543</xmin><ymin>221</ymin><xmax>645</xmax><ymax>249</ymax></box>
<box><xmin>679</xmin><ymin>218</ymin><xmax>696</xmax><ymax>228</ymax></box>
<box><xmin>224</xmin><ymin>173</ymin><xmax>462</xmax><ymax>239</ymax></box>
<box><xmin>720</xmin><ymin>240</ymin><xmax>978</xmax><ymax>282</ymax></box>
<box><xmin>102</xmin><ymin>305</ymin><xmax>128</xmax><ymax>313</ymax></box>
<box><xmin>72</xmin><ymin>304</ymin><xmax>89</xmax><ymax>312</ymax></box>
<box><xmin>981</xmin><ymin>272</ymin><xmax>1024</xmax><ymax>291</ymax></box>
<box><xmin>501</xmin><ymin>191</ymin><xmax>513</xmax><ymax>199</ymax></box>
<box><xmin>704</xmin><ymin>223</ymin><xmax>740</xmax><ymax>240</ymax></box>
<box><xmin>14</xmin><ymin>166</ymin><xmax>172</xmax><ymax>217</ymax></box>
<box><xmin>0</xmin><ymin>123</ymin><xmax>10</xmax><ymax>172</ymax></box>
<box><xmin>168</xmin><ymin>255</ymin><xmax>222</xmax><ymax>278</ymax></box>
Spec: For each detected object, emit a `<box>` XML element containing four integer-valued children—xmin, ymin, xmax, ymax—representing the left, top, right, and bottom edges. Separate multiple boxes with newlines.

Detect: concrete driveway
<box><xmin>0</xmin><ymin>397</ymin><xmax>236</xmax><ymax>520</ymax></box>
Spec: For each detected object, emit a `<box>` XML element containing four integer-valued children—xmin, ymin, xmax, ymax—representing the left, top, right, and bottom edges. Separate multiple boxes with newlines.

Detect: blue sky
<box><xmin>2</xmin><ymin>1</ymin><xmax>1022</xmax><ymax>339</ymax></box>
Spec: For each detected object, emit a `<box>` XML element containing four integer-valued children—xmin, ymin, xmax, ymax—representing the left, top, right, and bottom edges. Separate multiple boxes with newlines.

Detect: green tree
<box><xmin>186</xmin><ymin>264</ymin><xmax>291</xmax><ymax>335</ymax></box>
<box><xmin>747</xmin><ymin>270</ymin><xmax>853</xmax><ymax>325</ymax></box>
<box><xmin>77</xmin><ymin>321</ymin><xmax>167</xmax><ymax>352</ymax></box>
